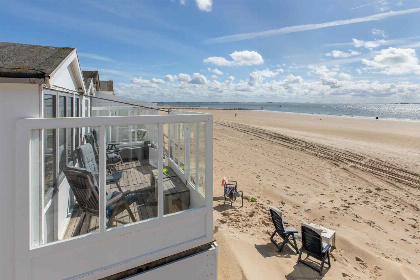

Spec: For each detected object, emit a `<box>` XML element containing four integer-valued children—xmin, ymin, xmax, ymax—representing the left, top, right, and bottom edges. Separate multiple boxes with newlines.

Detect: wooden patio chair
<box><xmin>297</xmin><ymin>221</ymin><xmax>331</xmax><ymax>276</ymax></box>
<box><xmin>75</xmin><ymin>143</ymin><xmax>124</xmax><ymax>192</ymax></box>
<box><xmin>84</xmin><ymin>131</ymin><xmax>122</xmax><ymax>167</ymax></box>
<box><xmin>63</xmin><ymin>166</ymin><xmax>138</xmax><ymax>227</ymax></box>
<box><xmin>269</xmin><ymin>206</ymin><xmax>299</xmax><ymax>253</ymax></box>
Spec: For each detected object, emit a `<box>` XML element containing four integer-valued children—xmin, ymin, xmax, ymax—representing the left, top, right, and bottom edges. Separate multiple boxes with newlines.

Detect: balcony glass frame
<box><xmin>15</xmin><ymin>113</ymin><xmax>213</xmax><ymax>280</ymax></box>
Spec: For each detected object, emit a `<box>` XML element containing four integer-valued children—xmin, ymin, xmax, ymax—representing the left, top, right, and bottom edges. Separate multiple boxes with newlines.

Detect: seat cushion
<box><xmin>79</xmin><ymin>144</ymin><xmax>99</xmax><ymax>173</ymax></box>
<box><xmin>107</xmin><ymin>153</ymin><xmax>121</xmax><ymax>164</ymax></box>
<box><xmin>285</xmin><ymin>227</ymin><xmax>298</xmax><ymax>234</ymax></box>
<box><xmin>106</xmin><ymin>191</ymin><xmax>138</xmax><ymax>218</ymax></box>
<box><xmin>106</xmin><ymin>171</ymin><xmax>123</xmax><ymax>184</ymax></box>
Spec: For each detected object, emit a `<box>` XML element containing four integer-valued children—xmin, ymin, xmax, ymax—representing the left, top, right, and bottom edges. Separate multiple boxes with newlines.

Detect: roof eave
<box><xmin>0</xmin><ymin>77</ymin><xmax>46</xmax><ymax>84</ymax></box>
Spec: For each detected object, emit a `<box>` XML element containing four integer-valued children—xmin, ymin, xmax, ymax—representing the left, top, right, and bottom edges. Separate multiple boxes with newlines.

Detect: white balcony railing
<box><xmin>15</xmin><ymin>113</ymin><xmax>213</xmax><ymax>280</ymax></box>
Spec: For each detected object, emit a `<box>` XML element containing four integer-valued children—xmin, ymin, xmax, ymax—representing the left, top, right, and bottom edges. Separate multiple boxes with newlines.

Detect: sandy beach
<box><xmin>188</xmin><ymin>109</ymin><xmax>420</xmax><ymax>280</ymax></box>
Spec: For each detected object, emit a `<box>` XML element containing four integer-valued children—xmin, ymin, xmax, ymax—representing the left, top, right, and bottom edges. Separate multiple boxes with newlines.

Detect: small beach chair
<box><xmin>297</xmin><ymin>221</ymin><xmax>331</xmax><ymax>276</ymax></box>
<box><xmin>269</xmin><ymin>206</ymin><xmax>299</xmax><ymax>253</ymax></box>
<box><xmin>222</xmin><ymin>177</ymin><xmax>243</xmax><ymax>207</ymax></box>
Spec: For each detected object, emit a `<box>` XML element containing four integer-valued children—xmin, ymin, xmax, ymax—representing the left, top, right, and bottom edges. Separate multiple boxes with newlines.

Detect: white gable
<box><xmin>48</xmin><ymin>50</ymin><xmax>86</xmax><ymax>94</ymax></box>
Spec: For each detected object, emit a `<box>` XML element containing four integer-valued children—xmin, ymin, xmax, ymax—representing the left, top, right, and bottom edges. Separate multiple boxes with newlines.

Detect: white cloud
<box><xmin>132</xmin><ymin>77</ymin><xmax>159</xmax><ymax>88</ymax></box>
<box><xmin>79</xmin><ymin>53</ymin><xmax>113</xmax><ymax>61</ymax></box>
<box><xmin>189</xmin><ymin>73</ymin><xmax>208</xmax><ymax>84</ymax></box>
<box><xmin>349</xmin><ymin>0</ymin><xmax>385</xmax><ymax>11</ymax></box>
<box><xmin>206</xmin><ymin>8</ymin><xmax>420</xmax><ymax>43</ymax></box>
<box><xmin>195</xmin><ymin>0</ymin><xmax>212</xmax><ymax>12</ymax></box>
<box><xmin>177</xmin><ymin>73</ymin><xmax>192</xmax><ymax>82</ymax></box>
<box><xmin>325</xmin><ymin>50</ymin><xmax>361</xmax><ymax>58</ymax></box>
<box><xmin>225</xmin><ymin>76</ymin><xmax>235</xmax><ymax>84</ymax></box>
<box><xmin>362</xmin><ymin>47</ymin><xmax>420</xmax><ymax>75</ymax></box>
<box><xmin>309</xmin><ymin>65</ymin><xmax>338</xmax><ymax>77</ymax></box>
<box><xmin>375</xmin><ymin>0</ymin><xmax>390</xmax><ymax>12</ymax></box>
<box><xmin>204</xmin><ymin>50</ymin><xmax>264</xmax><ymax>66</ymax></box>
<box><xmin>356</xmin><ymin>69</ymin><xmax>363</xmax><ymax>74</ymax></box>
<box><xmin>339</xmin><ymin>73</ymin><xmax>352</xmax><ymax>79</ymax></box>
<box><xmin>151</xmin><ymin>78</ymin><xmax>165</xmax><ymax>84</ymax></box>
<box><xmin>180</xmin><ymin>0</ymin><xmax>186</xmax><ymax>6</ymax></box>
<box><xmin>309</xmin><ymin>65</ymin><xmax>351</xmax><ymax>80</ymax></box>
<box><xmin>164</xmin><ymin>74</ymin><xmax>175</xmax><ymax>82</ymax></box>
<box><xmin>353</xmin><ymin>38</ymin><xmax>385</xmax><ymax>49</ymax></box>
<box><xmin>321</xmin><ymin>76</ymin><xmax>342</xmax><ymax>88</ymax></box>
<box><xmin>371</xmin><ymin>28</ymin><xmax>387</xmax><ymax>38</ymax></box>
<box><xmin>211</xmin><ymin>75</ymin><xmax>218</xmax><ymax>79</ymax></box>
<box><xmin>248</xmin><ymin>69</ymin><xmax>280</xmax><ymax>86</ymax></box>
<box><xmin>207</xmin><ymin>68</ymin><xmax>223</xmax><ymax>75</ymax></box>
<box><xmin>116</xmin><ymin>73</ymin><xmax>420</xmax><ymax>102</ymax></box>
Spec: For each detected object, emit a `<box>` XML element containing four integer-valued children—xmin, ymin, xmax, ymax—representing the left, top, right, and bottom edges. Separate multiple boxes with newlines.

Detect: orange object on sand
<box><xmin>221</xmin><ymin>177</ymin><xmax>228</xmax><ymax>187</ymax></box>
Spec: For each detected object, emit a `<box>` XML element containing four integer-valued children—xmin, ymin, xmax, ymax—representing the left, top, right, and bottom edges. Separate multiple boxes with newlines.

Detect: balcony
<box><xmin>15</xmin><ymin>110</ymin><xmax>213</xmax><ymax>280</ymax></box>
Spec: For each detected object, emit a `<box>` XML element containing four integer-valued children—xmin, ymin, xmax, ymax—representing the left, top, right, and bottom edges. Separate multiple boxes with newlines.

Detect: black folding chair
<box><xmin>269</xmin><ymin>206</ymin><xmax>299</xmax><ymax>253</ymax></box>
<box><xmin>297</xmin><ymin>222</ymin><xmax>331</xmax><ymax>276</ymax></box>
<box><xmin>223</xmin><ymin>180</ymin><xmax>243</xmax><ymax>207</ymax></box>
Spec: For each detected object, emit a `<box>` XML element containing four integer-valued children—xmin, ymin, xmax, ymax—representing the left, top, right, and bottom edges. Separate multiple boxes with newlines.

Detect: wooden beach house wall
<box><xmin>0</xmin><ymin>48</ymin><xmax>87</xmax><ymax>279</ymax></box>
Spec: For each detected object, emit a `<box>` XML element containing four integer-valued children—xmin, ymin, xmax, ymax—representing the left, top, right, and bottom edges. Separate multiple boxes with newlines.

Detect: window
<box><xmin>43</xmin><ymin>94</ymin><xmax>56</xmax><ymax>197</ymax></box>
<box><xmin>67</xmin><ymin>97</ymin><xmax>74</xmax><ymax>164</ymax></box>
<box><xmin>75</xmin><ymin>97</ymin><xmax>80</xmax><ymax>147</ymax></box>
<box><xmin>58</xmin><ymin>97</ymin><xmax>66</xmax><ymax>175</ymax></box>
<box><xmin>40</xmin><ymin>90</ymin><xmax>86</xmax><ymax>244</ymax></box>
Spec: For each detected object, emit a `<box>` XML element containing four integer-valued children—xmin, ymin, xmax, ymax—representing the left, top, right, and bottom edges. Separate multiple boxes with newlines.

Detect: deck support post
<box><xmin>157</xmin><ymin>122</ymin><xmax>164</xmax><ymax>218</ymax></box>
<box><xmin>99</xmin><ymin>125</ymin><xmax>106</xmax><ymax>232</ymax></box>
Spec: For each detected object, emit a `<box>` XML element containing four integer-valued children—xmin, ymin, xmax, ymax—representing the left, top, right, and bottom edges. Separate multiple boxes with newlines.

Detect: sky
<box><xmin>1</xmin><ymin>0</ymin><xmax>420</xmax><ymax>103</ymax></box>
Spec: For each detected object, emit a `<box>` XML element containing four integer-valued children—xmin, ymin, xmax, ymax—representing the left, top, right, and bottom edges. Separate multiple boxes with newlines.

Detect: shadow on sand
<box><xmin>255</xmin><ymin>243</ymin><xmax>330</xmax><ymax>279</ymax></box>
<box><xmin>254</xmin><ymin>243</ymin><xmax>297</xmax><ymax>259</ymax></box>
<box><xmin>285</xmin><ymin>261</ymin><xmax>330</xmax><ymax>279</ymax></box>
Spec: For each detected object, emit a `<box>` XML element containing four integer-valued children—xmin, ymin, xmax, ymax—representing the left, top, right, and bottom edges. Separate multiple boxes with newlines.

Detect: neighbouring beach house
<box><xmin>0</xmin><ymin>42</ymin><xmax>216</xmax><ymax>279</ymax></box>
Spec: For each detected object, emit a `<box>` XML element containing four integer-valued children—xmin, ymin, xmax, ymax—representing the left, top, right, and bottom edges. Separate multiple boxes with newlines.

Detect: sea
<box><xmin>157</xmin><ymin>102</ymin><xmax>420</xmax><ymax>121</ymax></box>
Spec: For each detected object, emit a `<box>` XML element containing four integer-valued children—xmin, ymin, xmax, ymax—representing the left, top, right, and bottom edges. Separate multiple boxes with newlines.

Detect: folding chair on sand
<box><xmin>297</xmin><ymin>221</ymin><xmax>332</xmax><ymax>276</ymax></box>
<box><xmin>222</xmin><ymin>177</ymin><xmax>243</xmax><ymax>207</ymax></box>
<box><xmin>269</xmin><ymin>206</ymin><xmax>299</xmax><ymax>254</ymax></box>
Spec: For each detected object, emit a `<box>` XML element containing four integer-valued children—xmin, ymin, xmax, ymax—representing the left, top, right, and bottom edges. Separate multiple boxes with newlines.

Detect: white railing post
<box><xmin>168</xmin><ymin>122</ymin><xmax>171</xmax><ymax>160</ymax></box>
<box><xmin>195</xmin><ymin>122</ymin><xmax>199</xmax><ymax>189</ymax></box>
<box><xmin>177</xmin><ymin>124</ymin><xmax>181</xmax><ymax>166</ymax></box>
<box><xmin>157</xmin><ymin>123</ymin><xmax>164</xmax><ymax>218</ymax></box>
<box><xmin>98</xmin><ymin>125</ymin><xmax>106</xmax><ymax>232</ymax></box>
<box><xmin>204</xmin><ymin>116</ymin><xmax>213</xmax><ymax>238</ymax></box>
<box><xmin>184</xmin><ymin>123</ymin><xmax>190</xmax><ymax>184</ymax></box>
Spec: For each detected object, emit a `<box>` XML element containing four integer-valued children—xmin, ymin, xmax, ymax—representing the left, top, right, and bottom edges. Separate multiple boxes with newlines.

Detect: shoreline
<box><xmin>160</xmin><ymin>106</ymin><xmax>420</xmax><ymax>122</ymax></box>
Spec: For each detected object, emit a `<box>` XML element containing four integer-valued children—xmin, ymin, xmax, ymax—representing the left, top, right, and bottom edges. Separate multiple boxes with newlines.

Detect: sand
<box><xmin>194</xmin><ymin>109</ymin><xmax>420</xmax><ymax>280</ymax></box>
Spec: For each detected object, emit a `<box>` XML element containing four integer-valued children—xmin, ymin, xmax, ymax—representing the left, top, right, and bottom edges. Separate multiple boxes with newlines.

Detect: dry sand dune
<box><xmin>199</xmin><ymin>110</ymin><xmax>420</xmax><ymax>280</ymax></box>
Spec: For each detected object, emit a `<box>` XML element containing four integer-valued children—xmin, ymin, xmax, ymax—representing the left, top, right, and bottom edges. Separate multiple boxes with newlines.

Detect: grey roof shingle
<box><xmin>0</xmin><ymin>42</ymin><xmax>74</xmax><ymax>79</ymax></box>
<box><xmin>100</xmin><ymin>80</ymin><xmax>113</xmax><ymax>91</ymax></box>
<box><xmin>82</xmin><ymin>70</ymin><xmax>100</xmax><ymax>91</ymax></box>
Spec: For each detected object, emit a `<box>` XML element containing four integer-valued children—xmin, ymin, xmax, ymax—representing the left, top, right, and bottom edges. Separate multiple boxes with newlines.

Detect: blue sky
<box><xmin>1</xmin><ymin>0</ymin><xmax>420</xmax><ymax>102</ymax></box>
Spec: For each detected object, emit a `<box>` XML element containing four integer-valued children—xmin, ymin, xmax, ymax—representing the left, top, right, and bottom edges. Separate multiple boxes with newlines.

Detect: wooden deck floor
<box><xmin>64</xmin><ymin>161</ymin><xmax>158</xmax><ymax>239</ymax></box>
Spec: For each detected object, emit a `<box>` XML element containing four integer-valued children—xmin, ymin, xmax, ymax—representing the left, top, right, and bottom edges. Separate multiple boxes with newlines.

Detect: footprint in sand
<box><xmin>355</xmin><ymin>256</ymin><xmax>368</xmax><ymax>269</ymax></box>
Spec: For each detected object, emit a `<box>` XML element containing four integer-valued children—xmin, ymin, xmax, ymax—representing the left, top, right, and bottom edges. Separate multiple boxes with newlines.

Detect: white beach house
<box><xmin>0</xmin><ymin>42</ymin><xmax>216</xmax><ymax>280</ymax></box>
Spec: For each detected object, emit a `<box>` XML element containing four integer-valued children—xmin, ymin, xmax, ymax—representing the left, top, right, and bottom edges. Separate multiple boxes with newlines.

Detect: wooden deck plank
<box><xmin>142</xmin><ymin>192</ymin><xmax>155</xmax><ymax>219</ymax></box>
<box><xmin>80</xmin><ymin>213</ymin><xmax>91</xmax><ymax>234</ymax></box>
<box><xmin>137</xmin><ymin>191</ymin><xmax>150</xmax><ymax>220</ymax></box>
